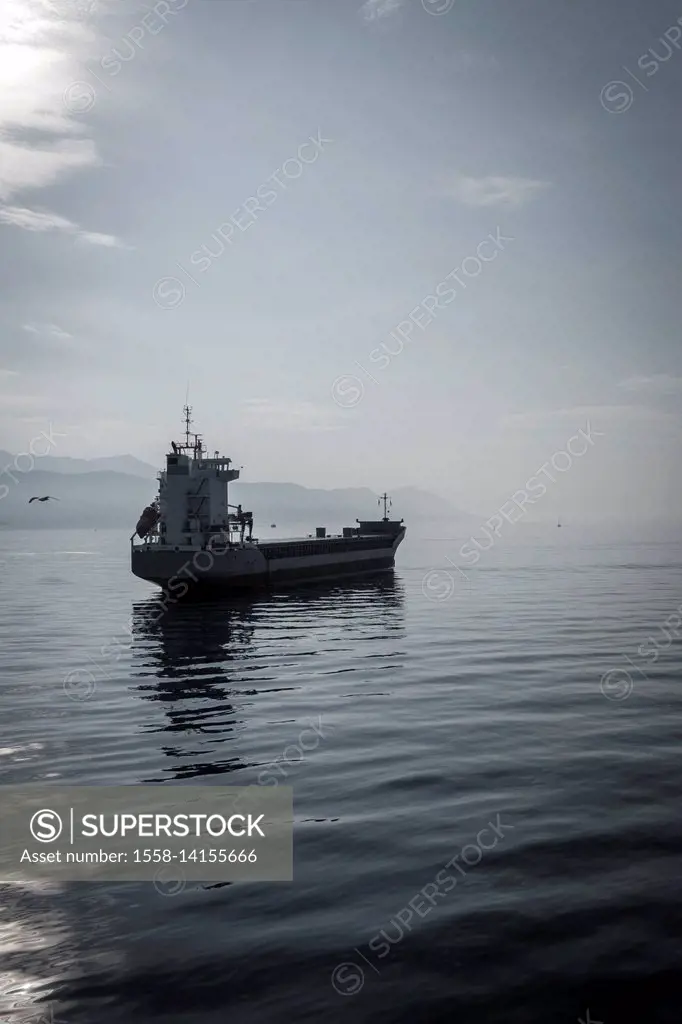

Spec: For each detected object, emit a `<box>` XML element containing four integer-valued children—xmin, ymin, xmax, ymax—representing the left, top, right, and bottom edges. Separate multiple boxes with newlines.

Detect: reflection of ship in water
<box><xmin>129</xmin><ymin>573</ymin><xmax>405</xmax><ymax>782</ymax></box>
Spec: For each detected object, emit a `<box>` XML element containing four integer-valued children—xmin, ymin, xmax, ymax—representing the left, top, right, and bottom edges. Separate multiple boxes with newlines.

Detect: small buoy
<box><xmin>270</xmin><ymin>523</ymin><xmax>276</xmax><ymax>528</ymax></box>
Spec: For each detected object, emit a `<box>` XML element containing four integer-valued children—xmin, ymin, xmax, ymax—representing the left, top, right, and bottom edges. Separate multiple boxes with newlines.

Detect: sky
<box><xmin>1</xmin><ymin>0</ymin><xmax>682</xmax><ymax>523</ymax></box>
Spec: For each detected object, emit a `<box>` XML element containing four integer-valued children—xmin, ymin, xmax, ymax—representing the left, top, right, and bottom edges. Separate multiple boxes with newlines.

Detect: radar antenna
<box><xmin>378</xmin><ymin>492</ymin><xmax>392</xmax><ymax>521</ymax></box>
<box><xmin>183</xmin><ymin>403</ymin><xmax>193</xmax><ymax>449</ymax></box>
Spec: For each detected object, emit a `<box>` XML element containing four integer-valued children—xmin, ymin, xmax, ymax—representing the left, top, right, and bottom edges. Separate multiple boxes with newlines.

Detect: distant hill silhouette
<box><xmin>0</xmin><ymin>450</ymin><xmax>156</xmax><ymax>478</ymax></box>
<box><xmin>0</xmin><ymin>452</ymin><xmax>477</xmax><ymax>528</ymax></box>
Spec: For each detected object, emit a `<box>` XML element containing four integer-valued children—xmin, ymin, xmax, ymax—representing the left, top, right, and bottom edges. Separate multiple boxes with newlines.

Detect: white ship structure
<box><xmin>131</xmin><ymin>407</ymin><xmax>406</xmax><ymax>594</ymax></box>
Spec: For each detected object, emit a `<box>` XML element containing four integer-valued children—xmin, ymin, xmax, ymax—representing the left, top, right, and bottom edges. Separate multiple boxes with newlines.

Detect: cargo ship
<box><xmin>131</xmin><ymin>407</ymin><xmax>406</xmax><ymax>594</ymax></box>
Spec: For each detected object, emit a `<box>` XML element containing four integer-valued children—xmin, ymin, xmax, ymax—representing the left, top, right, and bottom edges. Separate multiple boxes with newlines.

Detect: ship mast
<box><xmin>183</xmin><ymin>404</ymin><xmax>192</xmax><ymax>449</ymax></box>
<box><xmin>378</xmin><ymin>492</ymin><xmax>392</xmax><ymax>521</ymax></box>
<box><xmin>177</xmin><ymin>404</ymin><xmax>202</xmax><ymax>457</ymax></box>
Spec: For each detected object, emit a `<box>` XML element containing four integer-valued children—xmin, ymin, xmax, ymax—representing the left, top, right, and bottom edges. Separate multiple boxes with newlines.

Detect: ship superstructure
<box><xmin>131</xmin><ymin>407</ymin><xmax>406</xmax><ymax>594</ymax></box>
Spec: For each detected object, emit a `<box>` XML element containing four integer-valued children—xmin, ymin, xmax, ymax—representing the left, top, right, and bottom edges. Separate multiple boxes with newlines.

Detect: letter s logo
<box><xmin>30</xmin><ymin>809</ymin><xmax>63</xmax><ymax>842</ymax></box>
<box><xmin>257</xmin><ymin>770</ymin><xmax>280</xmax><ymax>787</ymax></box>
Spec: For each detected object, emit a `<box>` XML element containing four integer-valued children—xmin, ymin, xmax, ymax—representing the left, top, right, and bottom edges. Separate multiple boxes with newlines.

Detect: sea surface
<box><xmin>1</xmin><ymin>525</ymin><xmax>681</xmax><ymax>1024</ymax></box>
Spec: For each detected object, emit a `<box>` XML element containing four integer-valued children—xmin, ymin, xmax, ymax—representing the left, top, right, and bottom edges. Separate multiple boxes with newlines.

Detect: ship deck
<box><xmin>258</xmin><ymin>533</ymin><xmax>399</xmax><ymax>558</ymax></box>
<box><xmin>133</xmin><ymin>528</ymin><xmax>404</xmax><ymax>555</ymax></box>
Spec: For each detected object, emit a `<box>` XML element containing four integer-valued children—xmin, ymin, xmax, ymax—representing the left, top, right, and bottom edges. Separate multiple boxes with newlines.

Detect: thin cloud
<box><xmin>0</xmin><ymin>0</ymin><xmax>101</xmax><ymax>198</ymax></box>
<box><xmin>0</xmin><ymin>393</ymin><xmax>52</xmax><ymax>410</ymax></box>
<box><xmin>242</xmin><ymin>398</ymin><xmax>346</xmax><ymax>433</ymax></box>
<box><xmin>0</xmin><ymin>138</ymin><xmax>100</xmax><ymax>202</ymax></box>
<box><xmin>22</xmin><ymin>322</ymin><xmax>73</xmax><ymax>340</ymax></box>
<box><xmin>502</xmin><ymin>405</ymin><xmax>674</xmax><ymax>427</ymax></box>
<box><xmin>360</xmin><ymin>0</ymin><xmax>404</xmax><ymax>22</ymax></box>
<box><xmin>0</xmin><ymin>204</ymin><xmax>125</xmax><ymax>248</ymax></box>
<box><xmin>0</xmin><ymin>0</ymin><xmax>129</xmax><ymax>248</ymax></box>
<box><xmin>79</xmin><ymin>230</ymin><xmax>125</xmax><ymax>248</ymax></box>
<box><xmin>447</xmin><ymin>175</ymin><xmax>550</xmax><ymax>208</ymax></box>
<box><xmin>616</xmin><ymin>374</ymin><xmax>682</xmax><ymax>396</ymax></box>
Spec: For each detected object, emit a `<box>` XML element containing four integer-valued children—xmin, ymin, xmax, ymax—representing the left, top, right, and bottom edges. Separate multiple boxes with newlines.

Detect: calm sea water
<box><xmin>1</xmin><ymin>525</ymin><xmax>681</xmax><ymax>1024</ymax></box>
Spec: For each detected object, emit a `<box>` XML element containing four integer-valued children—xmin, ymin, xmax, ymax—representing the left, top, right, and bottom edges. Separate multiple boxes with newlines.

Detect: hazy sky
<box><xmin>1</xmin><ymin>0</ymin><xmax>681</xmax><ymax>522</ymax></box>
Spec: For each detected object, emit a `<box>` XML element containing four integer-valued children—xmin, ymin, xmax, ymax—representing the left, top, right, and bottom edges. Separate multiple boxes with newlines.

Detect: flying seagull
<box><xmin>28</xmin><ymin>496</ymin><xmax>60</xmax><ymax>503</ymax></box>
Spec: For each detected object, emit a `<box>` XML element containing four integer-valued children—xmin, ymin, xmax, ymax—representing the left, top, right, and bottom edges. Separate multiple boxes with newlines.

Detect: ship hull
<box><xmin>131</xmin><ymin>532</ymin><xmax>405</xmax><ymax>596</ymax></box>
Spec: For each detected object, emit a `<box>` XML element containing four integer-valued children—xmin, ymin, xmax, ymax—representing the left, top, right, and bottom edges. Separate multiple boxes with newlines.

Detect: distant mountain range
<box><xmin>0</xmin><ymin>451</ymin><xmax>157</xmax><ymax>478</ymax></box>
<box><xmin>0</xmin><ymin>451</ymin><xmax>477</xmax><ymax>529</ymax></box>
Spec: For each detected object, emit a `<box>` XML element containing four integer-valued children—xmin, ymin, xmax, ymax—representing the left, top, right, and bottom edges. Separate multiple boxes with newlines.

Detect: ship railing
<box><xmin>130</xmin><ymin>528</ymin><xmax>237</xmax><ymax>552</ymax></box>
<box><xmin>130</xmin><ymin>529</ymin><xmax>162</xmax><ymax>549</ymax></box>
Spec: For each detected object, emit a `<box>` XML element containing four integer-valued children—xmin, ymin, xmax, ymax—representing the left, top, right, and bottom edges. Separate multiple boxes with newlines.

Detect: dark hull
<box><xmin>146</xmin><ymin>555</ymin><xmax>396</xmax><ymax>595</ymax></box>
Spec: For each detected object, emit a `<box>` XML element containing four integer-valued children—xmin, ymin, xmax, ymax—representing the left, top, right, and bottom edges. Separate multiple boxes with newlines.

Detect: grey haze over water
<box><xmin>1</xmin><ymin>527</ymin><xmax>681</xmax><ymax>1023</ymax></box>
